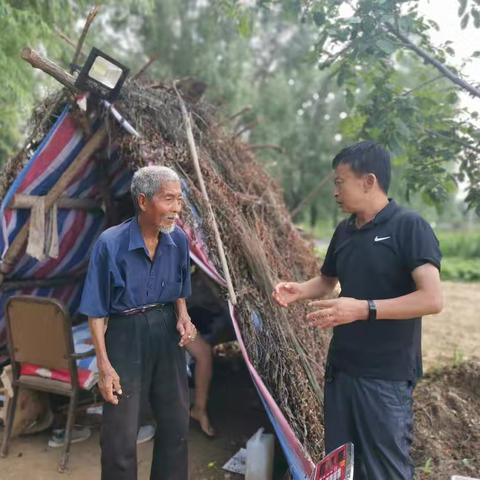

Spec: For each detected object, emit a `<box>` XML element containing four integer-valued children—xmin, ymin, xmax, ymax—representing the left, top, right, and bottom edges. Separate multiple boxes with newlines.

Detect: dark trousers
<box><xmin>101</xmin><ymin>305</ymin><xmax>189</xmax><ymax>480</ymax></box>
<box><xmin>324</xmin><ymin>369</ymin><xmax>414</xmax><ymax>480</ymax></box>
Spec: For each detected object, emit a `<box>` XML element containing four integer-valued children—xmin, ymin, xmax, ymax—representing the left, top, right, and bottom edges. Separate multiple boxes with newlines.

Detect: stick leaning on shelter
<box><xmin>173</xmin><ymin>82</ymin><xmax>238</xmax><ymax>306</ymax></box>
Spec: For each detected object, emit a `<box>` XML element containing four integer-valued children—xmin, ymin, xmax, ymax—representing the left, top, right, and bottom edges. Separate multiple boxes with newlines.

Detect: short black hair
<box><xmin>332</xmin><ymin>141</ymin><xmax>391</xmax><ymax>193</ymax></box>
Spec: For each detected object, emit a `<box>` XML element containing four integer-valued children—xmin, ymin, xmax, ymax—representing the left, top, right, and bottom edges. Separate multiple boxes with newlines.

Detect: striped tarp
<box><xmin>0</xmin><ymin>106</ymin><xmax>315</xmax><ymax>479</ymax></box>
<box><xmin>0</xmin><ymin>107</ymin><xmax>130</xmax><ymax>346</ymax></box>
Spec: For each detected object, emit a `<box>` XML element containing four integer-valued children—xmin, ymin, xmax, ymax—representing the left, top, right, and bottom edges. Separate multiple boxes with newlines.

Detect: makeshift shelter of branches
<box><xmin>0</xmin><ymin>50</ymin><xmax>330</xmax><ymax>462</ymax></box>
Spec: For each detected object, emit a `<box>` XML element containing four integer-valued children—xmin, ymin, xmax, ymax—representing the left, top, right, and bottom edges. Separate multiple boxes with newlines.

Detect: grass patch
<box><xmin>441</xmin><ymin>256</ymin><xmax>480</xmax><ymax>282</ymax></box>
<box><xmin>436</xmin><ymin>230</ymin><xmax>480</xmax><ymax>259</ymax></box>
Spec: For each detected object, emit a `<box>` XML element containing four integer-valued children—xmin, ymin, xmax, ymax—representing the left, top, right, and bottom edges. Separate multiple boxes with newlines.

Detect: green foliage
<box><xmin>133</xmin><ymin>0</ymin><xmax>342</xmax><ymax>222</ymax></box>
<box><xmin>0</xmin><ymin>1</ymin><xmax>80</xmax><ymax>159</ymax></box>
<box><xmin>437</xmin><ymin>229</ymin><xmax>480</xmax><ymax>259</ymax></box>
<box><xmin>2</xmin><ymin>0</ymin><xmax>480</xmax><ymax>225</ymax></box>
<box><xmin>0</xmin><ymin>0</ymin><xmax>151</xmax><ymax>162</ymax></box>
<box><xmin>417</xmin><ymin>457</ymin><xmax>433</xmax><ymax>477</ymax></box>
<box><xmin>452</xmin><ymin>348</ymin><xmax>465</xmax><ymax>367</ymax></box>
<box><xmin>441</xmin><ymin>256</ymin><xmax>480</xmax><ymax>282</ymax></box>
<box><xmin>437</xmin><ymin>229</ymin><xmax>480</xmax><ymax>282</ymax></box>
<box><xmin>458</xmin><ymin>0</ymin><xmax>480</xmax><ymax>29</ymax></box>
<box><xmin>223</xmin><ymin>0</ymin><xmax>480</xmax><ymax>215</ymax></box>
<box><xmin>307</xmin><ymin>0</ymin><xmax>480</xmax><ymax>214</ymax></box>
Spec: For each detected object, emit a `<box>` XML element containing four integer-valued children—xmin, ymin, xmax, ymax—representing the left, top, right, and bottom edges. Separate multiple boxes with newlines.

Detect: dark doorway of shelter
<box><xmin>188</xmin><ymin>354</ymin><xmax>289</xmax><ymax>479</ymax></box>
<box><xmin>187</xmin><ymin>266</ymin><xmax>289</xmax><ymax>479</ymax></box>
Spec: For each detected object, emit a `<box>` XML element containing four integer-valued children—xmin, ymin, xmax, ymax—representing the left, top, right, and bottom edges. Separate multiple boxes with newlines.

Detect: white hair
<box><xmin>131</xmin><ymin>166</ymin><xmax>180</xmax><ymax>211</ymax></box>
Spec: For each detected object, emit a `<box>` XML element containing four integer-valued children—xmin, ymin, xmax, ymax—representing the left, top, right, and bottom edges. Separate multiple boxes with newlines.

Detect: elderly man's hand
<box><xmin>306</xmin><ymin>297</ymin><xmax>368</xmax><ymax>328</ymax></box>
<box><xmin>98</xmin><ymin>362</ymin><xmax>122</xmax><ymax>405</ymax></box>
<box><xmin>177</xmin><ymin>313</ymin><xmax>197</xmax><ymax>347</ymax></box>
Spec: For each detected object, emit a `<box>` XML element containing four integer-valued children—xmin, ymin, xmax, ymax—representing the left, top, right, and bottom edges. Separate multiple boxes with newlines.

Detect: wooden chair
<box><xmin>0</xmin><ymin>295</ymin><xmax>94</xmax><ymax>472</ymax></box>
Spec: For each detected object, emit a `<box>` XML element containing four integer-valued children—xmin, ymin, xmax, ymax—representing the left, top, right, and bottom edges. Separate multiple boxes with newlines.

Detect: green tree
<box><xmin>217</xmin><ymin>0</ymin><xmax>480</xmax><ymax>215</ymax></box>
<box><xmin>3</xmin><ymin>0</ymin><xmax>479</xmax><ymax>222</ymax></box>
<box><xmin>0</xmin><ymin>0</ymin><xmax>150</xmax><ymax>161</ymax></box>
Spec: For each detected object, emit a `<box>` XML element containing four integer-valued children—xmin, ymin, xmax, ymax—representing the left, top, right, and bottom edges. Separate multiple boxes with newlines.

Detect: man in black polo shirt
<box><xmin>273</xmin><ymin>141</ymin><xmax>443</xmax><ymax>480</ymax></box>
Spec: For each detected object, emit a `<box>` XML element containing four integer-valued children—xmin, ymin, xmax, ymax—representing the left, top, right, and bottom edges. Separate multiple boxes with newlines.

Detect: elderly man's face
<box><xmin>138</xmin><ymin>181</ymin><xmax>183</xmax><ymax>233</ymax></box>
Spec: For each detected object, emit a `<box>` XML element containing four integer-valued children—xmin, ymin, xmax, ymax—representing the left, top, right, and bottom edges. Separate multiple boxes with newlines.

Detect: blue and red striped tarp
<box><xmin>0</xmin><ymin>105</ymin><xmax>315</xmax><ymax>479</ymax></box>
<box><xmin>0</xmin><ymin>106</ymin><xmax>130</xmax><ymax>346</ymax></box>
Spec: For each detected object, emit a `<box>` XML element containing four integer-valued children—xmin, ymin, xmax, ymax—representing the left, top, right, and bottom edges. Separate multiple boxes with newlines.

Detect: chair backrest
<box><xmin>5</xmin><ymin>295</ymin><xmax>74</xmax><ymax>372</ymax></box>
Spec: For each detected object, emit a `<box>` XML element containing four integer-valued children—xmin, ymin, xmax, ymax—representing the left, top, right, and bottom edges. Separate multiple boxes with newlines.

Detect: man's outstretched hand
<box><xmin>272</xmin><ymin>282</ymin><xmax>303</xmax><ymax>308</ymax></box>
<box><xmin>306</xmin><ymin>297</ymin><xmax>368</xmax><ymax>328</ymax></box>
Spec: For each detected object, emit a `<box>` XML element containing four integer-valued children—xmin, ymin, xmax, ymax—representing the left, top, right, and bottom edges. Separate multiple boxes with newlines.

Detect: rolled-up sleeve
<box><xmin>79</xmin><ymin>238</ymin><xmax>111</xmax><ymax>317</ymax></box>
<box><xmin>179</xmin><ymin>236</ymin><xmax>191</xmax><ymax>299</ymax></box>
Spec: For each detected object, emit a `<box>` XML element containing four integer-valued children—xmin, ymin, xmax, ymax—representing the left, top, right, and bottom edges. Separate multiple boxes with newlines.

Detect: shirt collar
<box><xmin>160</xmin><ymin>229</ymin><xmax>178</xmax><ymax>248</ymax></box>
<box><xmin>128</xmin><ymin>217</ymin><xmax>178</xmax><ymax>253</ymax></box>
<box><xmin>347</xmin><ymin>198</ymin><xmax>398</xmax><ymax>231</ymax></box>
<box><xmin>373</xmin><ymin>198</ymin><xmax>398</xmax><ymax>225</ymax></box>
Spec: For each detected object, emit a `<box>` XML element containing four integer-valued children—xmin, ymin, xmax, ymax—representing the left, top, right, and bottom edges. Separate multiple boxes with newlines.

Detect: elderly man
<box><xmin>79</xmin><ymin>165</ymin><xmax>196</xmax><ymax>480</ymax></box>
<box><xmin>273</xmin><ymin>141</ymin><xmax>443</xmax><ymax>480</ymax></box>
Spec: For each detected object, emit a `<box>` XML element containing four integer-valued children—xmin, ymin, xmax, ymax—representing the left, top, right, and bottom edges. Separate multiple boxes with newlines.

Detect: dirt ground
<box><xmin>0</xmin><ymin>359</ymin><xmax>288</xmax><ymax>480</ymax></box>
<box><xmin>0</xmin><ymin>281</ymin><xmax>478</xmax><ymax>479</ymax></box>
<box><xmin>423</xmin><ymin>281</ymin><xmax>480</xmax><ymax>372</ymax></box>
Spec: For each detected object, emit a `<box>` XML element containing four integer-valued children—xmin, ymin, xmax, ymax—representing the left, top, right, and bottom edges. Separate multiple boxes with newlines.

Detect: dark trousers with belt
<box><xmin>324</xmin><ymin>368</ymin><xmax>415</xmax><ymax>480</ymax></box>
<box><xmin>101</xmin><ymin>305</ymin><xmax>189</xmax><ymax>480</ymax></box>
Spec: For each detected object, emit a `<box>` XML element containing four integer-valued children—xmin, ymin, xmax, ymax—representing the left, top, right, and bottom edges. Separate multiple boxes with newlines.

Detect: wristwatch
<box><xmin>367</xmin><ymin>300</ymin><xmax>377</xmax><ymax>322</ymax></box>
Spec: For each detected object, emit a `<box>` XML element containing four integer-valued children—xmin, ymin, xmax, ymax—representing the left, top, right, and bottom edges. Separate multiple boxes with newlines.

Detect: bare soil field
<box><xmin>0</xmin><ymin>360</ymin><xmax>287</xmax><ymax>480</ymax></box>
<box><xmin>423</xmin><ymin>281</ymin><xmax>479</xmax><ymax>371</ymax></box>
<box><xmin>411</xmin><ymin>281</ymin><xmax>480</xmax><ymax>480</ymax></box>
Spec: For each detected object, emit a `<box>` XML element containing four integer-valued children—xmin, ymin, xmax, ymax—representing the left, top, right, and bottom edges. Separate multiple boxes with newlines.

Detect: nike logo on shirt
<box><xmin>374</xmin><ymin>236</ymin><xmax>391</xmax><ymax>242</ymax></box>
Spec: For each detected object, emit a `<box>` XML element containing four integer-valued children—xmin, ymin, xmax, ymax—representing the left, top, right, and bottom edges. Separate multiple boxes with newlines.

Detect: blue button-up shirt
<box><xmin>79</xmin><ymin>217</ymin><xmax>191</xmax><ymax>317</ymax></box>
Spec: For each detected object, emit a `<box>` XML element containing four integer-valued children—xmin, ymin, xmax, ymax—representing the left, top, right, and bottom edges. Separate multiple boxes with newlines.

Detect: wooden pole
<box><xmin>174</xmin><ymin>83</ymin><xmax>238</xmax><ymax>305</ymax></box>
<box><xmin>21</xmin><ymin>48</ymin><xmax>76</xmax><ymax>92</ymax></box>
<box><xmin>12</xmin><ymin>195</ymin><xmax>103</xmax><ymax>211</ymax></box>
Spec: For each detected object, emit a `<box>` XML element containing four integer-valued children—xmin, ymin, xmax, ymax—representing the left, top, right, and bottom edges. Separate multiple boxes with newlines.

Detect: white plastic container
<box><xmin>245</xmin><ymin>427</ymin><xmax>275</xmax><ymax>480</ymax></box>
<box><xmin>451</xmin><ymin>476</ymin><xmax>480</xmax><ymax>480</ymax></box>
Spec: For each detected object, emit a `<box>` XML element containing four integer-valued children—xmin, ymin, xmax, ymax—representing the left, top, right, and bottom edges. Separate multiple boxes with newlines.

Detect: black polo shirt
<box><xmin>321</xmin><ymin>199</ymin><xmax>441</xmax><ymax>381</ymax></box>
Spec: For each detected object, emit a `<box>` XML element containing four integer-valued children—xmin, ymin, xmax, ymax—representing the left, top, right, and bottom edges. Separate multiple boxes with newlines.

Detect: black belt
<box><xmin>114</xmin><ymin>302</ymin><xmax>173</xmax><ymax>317</ymax></box>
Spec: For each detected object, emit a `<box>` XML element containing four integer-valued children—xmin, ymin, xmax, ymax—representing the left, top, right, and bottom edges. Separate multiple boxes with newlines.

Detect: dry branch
<box><xmin>21</xmin><ymin>48</ymin><xmax>76</xmax><ymax>91</ymax></box>
<box><xmin>245</xmin><ymin>144</ymin><xmax>285</xmax><ymax>154</ymax></box>
<box><xmin>215</xmin><ymin>106</ymin><xmax>252</xmax><ymax>128</ymax></box>
<box><xmin>234</xmin><ymin>120</ymin><xmax>258</xmax><ymax>139</ymax></box>
<box><xmin>384</xmin><ymin>22</ymin><xmax>480</xmax><ymax>99</ymax></box>
<box><xmin>11</xmin><ymin>195</ymin><xmax>102</xmax><ymax>211</ymax></box>
<box><xmin>291</xmin><ymin>172</ymin><xmax>334</xmax><ymax>218</ymax></box>
<box><xmin>55</xmin><ymin>29</ymin><xmax>87</xmax><ymax>61</ymax></box>
<box><xmin>71</xmin><ymin>5</ymin><xmax>100</xmax><ymax>72</ymax></box>
<box><xmin>174</xmin><ymin>83</ymin><xmax>238</xmax><ymax>305</ymax></box>
<box><xmin>131</xmin><ymin>55</ymin><xmax>160</xmax><ymax>82</ymax></box>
